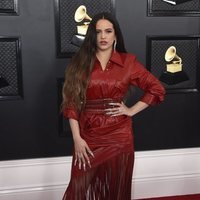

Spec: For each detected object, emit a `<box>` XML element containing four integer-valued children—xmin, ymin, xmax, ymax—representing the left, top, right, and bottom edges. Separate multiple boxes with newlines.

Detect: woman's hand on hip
<box><xmin>105</xmin><ymin>102</ymin><xmax>132</xmax><ymax>117</ymax></box>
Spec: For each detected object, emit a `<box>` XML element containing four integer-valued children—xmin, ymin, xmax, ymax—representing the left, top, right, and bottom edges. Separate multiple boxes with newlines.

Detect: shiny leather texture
<box><xmin>63</xmin><ymin>51</ymin><xmax>165</xmax><ymax>200</ymax></box>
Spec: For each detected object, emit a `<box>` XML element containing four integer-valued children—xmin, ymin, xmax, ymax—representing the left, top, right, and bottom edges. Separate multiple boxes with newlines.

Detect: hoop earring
<box><xmin>113</xmin><ymin>40</ymin><xmax>117</xmax><ymax>52</ymax></box>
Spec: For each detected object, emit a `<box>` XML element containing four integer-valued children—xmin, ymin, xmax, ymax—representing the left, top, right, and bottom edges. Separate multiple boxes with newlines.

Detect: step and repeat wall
<box><xmin>0</xmin><ymin>0</ymin><xmax>200</xmax><ymax>161</ymax></box>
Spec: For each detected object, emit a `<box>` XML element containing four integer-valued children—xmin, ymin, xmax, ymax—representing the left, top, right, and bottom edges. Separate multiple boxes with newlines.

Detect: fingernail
<box><xmin>74</xmin><ymin>159</ymin><xmax>77</xmax><ymax>166</ymax></box>
<box><xmin>88</xmin><ymin>160</ymin><xmax>91</xmax><ymax>168</ymax></box>
<box><xmin>91</xmin><ymin>152</ymin><xmax>95</xmax><ymax>157</ymax></box>
<box><xmin>83</xmin><ymin>163</ymin><xmax>86</xmax><ymax>171</ymax></box>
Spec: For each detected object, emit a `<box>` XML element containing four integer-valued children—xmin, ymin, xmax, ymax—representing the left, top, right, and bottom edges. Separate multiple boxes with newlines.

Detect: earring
<box><xmin>113</xmin><ymin>40</ymin><xmax>117</xmax><ymax>52</ymax></box>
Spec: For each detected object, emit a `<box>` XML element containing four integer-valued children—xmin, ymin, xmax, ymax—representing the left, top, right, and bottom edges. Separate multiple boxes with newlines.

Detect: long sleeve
<box><xmin>63</xmin><ymin>105</ymin><xmax>80</xmax><ymax>120</ymax></box>
<box><xmin>130</xmin><ymin>56</ymin><xmax>165</xmax><ymax>106</ymax></box>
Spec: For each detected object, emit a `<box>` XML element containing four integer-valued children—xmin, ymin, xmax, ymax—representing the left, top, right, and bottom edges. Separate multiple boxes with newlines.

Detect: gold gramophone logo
<box><xmin>159</xmin><ymin>46</ymin><xmax>189</xmax><ymax>85</ymax></box>
<box><xmin>71</xmin><ymin>5</ymin><xmax>92</xmax><ymax>47</ymax></box>
<box><xmin>165</xmin><ymin>46</ymin><xmax>182</xmax><ymax>73</ymax></box>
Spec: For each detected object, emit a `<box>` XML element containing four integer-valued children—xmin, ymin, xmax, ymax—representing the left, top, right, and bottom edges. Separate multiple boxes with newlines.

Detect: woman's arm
<box><xmin>128</xmin><ymin>101</ymin><xmax>149</xmax><ymax>117</ymax></box>
<box><xmin>69</xmin><ymin>118</ymin><xmax>94</xmax><ymax>171</ymax></box>
<box><xmin>69</xmin><ymin>118</ymin><xmax>81</xmax><ymax>141</ymax></box>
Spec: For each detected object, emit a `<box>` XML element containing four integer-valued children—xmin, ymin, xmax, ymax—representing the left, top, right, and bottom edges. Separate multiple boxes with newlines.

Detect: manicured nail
<box><xmin>83</xmin><ymin>163</ymin><xmax>86</xmax><ymax>171</ymax></box>
<box><xmin>90</xmin><ymin>152</ymin><xmax>95</xmax><ymax>157</ymax></box>
<box><xmin>88</xmin><ymin>160</ymin><xmax>91</xmax><ymax>168</ymax></box>
<box><xmin>74</xmin><ymin>159</ymin><xmax>77</xmax><ymax>166</ymax></box>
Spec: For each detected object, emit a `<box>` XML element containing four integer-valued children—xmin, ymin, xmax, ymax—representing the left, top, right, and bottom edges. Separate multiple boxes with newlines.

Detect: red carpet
<box><xmin>140</xmin><ymin>194</ymin><xmax>200</xmax><ymax>199</ymax></box>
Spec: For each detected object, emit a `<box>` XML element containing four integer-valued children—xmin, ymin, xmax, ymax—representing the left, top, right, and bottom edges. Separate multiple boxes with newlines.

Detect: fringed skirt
<box><xmin>62</xmin><ymin>101</ymin><xmax>134</xmax><ymax>200</ymax></box>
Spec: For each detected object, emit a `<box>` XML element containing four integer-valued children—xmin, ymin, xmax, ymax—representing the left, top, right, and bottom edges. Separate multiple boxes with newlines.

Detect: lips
<box><xmin>100</xmin><ymin>41</ymin><xmax>108</xmax><ymax>45</ymax></box>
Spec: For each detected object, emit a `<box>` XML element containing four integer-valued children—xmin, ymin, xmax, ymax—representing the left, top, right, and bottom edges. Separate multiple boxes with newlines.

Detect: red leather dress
<box><xmin>62</xmin><ymin>52</ymin><xmax>165</xmax><ymax>200</ymax></box>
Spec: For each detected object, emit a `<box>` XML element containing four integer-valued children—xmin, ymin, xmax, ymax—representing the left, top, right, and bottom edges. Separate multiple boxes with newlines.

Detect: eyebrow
<box><xmin>96</xmin><ymin>28</ymin><xmax>114</xmax><ymax>31</ymax></box>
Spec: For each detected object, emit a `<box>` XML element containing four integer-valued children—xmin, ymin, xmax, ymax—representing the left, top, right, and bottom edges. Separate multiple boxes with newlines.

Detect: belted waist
<box><xmin>84</xmin><ymin>98</ymin><xmax>121</xmax><ymax>113</ymax></box>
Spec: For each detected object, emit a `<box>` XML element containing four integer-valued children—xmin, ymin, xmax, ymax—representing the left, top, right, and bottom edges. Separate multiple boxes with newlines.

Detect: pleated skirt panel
<box><xmin>62</xmin><ymin>150</ymin><xmax>134</xmax><ymax>200</ymax></box>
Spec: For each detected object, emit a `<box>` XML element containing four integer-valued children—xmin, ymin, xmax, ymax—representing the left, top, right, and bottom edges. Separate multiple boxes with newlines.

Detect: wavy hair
<box><xmin>62</xmin><ymin>12</ymin><xmax>127</xmax><ymax>112</ymax></box>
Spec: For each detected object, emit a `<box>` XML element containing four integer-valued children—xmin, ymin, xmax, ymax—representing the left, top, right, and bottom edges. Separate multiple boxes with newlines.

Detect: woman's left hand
<box><xmin>105</xmin><ymin>102</ymin><xmax>132</xmax><ymax>117</ymax></box>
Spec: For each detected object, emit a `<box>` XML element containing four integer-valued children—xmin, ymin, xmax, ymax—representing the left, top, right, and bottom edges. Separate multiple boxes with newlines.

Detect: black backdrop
<box><xmin>0</xmin><ymin>0</ymin><xmax>200</xmax><ymax>161</ymax></box>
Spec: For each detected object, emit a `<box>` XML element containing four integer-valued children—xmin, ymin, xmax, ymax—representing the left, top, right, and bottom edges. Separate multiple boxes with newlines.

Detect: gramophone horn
<box><xmin>165</xmin><ymin>46</ymin><xmax>176</xmax><ymax>62</ymax></box>
<box><xmin>165</xmin><ymin>46</ymin><xmax>182</xmax><ymax>64</ymax></box>
<box><xmin>74</xmin><ymin>5</ymin><xmax>92</xmax><ymax>23</ymax></box>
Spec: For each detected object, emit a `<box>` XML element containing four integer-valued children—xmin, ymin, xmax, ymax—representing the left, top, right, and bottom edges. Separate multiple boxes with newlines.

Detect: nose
<box><xmin>101</xmin><ymin>31</ymin><xmax>106</xmax><ymax>39</ymax></box>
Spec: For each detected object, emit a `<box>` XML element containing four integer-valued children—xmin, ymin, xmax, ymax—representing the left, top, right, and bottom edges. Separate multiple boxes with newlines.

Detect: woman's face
<box><xmin>96</xmin><ymin>19</ymin><xmax>116</xmax><ymax>52</ymax></box>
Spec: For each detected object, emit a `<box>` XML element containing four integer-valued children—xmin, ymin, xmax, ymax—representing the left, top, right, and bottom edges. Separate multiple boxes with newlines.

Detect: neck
<box><xmin>96</xmin><ymin>49</ymin><xmax>113</xmax><ymax>62</ymax></box>
<box><xmin>96</xmin><ymin>49</ymin><xmax>113</xmax><ymax>70</ymax></box>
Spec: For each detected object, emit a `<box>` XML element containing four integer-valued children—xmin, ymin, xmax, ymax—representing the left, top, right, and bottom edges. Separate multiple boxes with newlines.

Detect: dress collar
<box><xmin>95</xmin><ymin>51</ymin><xmax>125</xmax><ymax>68</ymax></box>
<box><xmin>109</xmin><ymin>51</ymin><xmax>125</xmax><ymax>67</ymax></box>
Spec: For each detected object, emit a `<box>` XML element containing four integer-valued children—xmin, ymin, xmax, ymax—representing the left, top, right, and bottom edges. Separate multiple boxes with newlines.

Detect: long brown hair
<box><xmin>62</xmin><ymin>12</ymin><xmax>127</xmax><ymax>112</ymax></box>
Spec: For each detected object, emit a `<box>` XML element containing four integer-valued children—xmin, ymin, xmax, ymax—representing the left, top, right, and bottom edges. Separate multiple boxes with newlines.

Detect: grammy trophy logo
<box><xmin>159</xmin><ymin>46</ymin><xmax>189</xmax><ymax>85</ymax></box>
<box><xmin>71</xmin><ymin>5</ymin><xmax>92</xmax><ymax>47</ymax></box>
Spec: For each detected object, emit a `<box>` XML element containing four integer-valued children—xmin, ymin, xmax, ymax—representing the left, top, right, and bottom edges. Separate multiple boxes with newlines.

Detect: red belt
<box><xmin>84</xmin><ymin>98</ymin><xmax>122</xmax><ymax>113</ymax></box>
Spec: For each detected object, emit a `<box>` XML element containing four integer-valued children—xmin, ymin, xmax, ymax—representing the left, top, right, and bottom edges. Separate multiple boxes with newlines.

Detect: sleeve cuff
<box><xmin>63</xmin><ymin>107</ymin><xmax>79</xmax><ymax>120</ymax></box>
<box><xmin>140</xmin><ymin>93</ymin><xmax>164</xmax><ymax>106</ymax></box>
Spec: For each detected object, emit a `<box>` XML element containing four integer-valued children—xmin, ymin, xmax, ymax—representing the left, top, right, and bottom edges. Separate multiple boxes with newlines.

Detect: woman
<box><xmin>62</xmin><ymin>12</ymin><xmax>165</xmax><ymax>200</ymax></box>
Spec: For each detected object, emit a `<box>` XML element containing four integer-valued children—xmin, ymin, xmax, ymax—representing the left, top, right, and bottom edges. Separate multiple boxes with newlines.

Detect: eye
<box><xmin>106</xmin><ymin>29</ymin><xmax>113</xmax><ymax>33</ymax></box>
<box><xmin>96</xmin><ymin>30</ymin><xmax>101</xmax><ymax>34</ymax></box>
